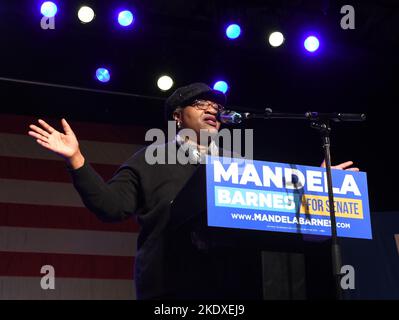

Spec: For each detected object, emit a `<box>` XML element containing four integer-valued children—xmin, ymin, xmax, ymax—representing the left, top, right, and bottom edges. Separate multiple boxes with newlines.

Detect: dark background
<box><xmin>1</xmin><ymin>0</ymin><xmax>398</xmax><ymax>211</ymax></box>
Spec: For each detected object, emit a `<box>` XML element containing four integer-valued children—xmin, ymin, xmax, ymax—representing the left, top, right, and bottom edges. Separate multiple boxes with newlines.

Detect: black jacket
<box><xmin>69</xmin><ymin>142</ymin><xmax>262</xmax><ymax>299</ymax></box>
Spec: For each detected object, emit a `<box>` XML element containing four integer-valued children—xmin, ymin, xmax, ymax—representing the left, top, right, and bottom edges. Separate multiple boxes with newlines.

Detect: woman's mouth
<box><xmin>203</xmin><ymin>115</ymin><xmax>217</xmax><ymax>127</ymax></box>
<box><xmin>204</xmin><ymin>119</ymin><xmax>217</xmax><ymax>127</ymax></box>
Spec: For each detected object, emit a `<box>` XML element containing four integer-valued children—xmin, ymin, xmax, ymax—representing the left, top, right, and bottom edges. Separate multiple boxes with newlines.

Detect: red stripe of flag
<box><xmin>0</xmin><ymin>203</ymin><xmax>140</xmax><ymax>233</ymax></box>
<box><xmin>0</xmin><ymin>251</ymin><xmax>134</xmax><ymax>280</ymax></box>
<box><xmin>1</xmin><ymin>113</ymin><xmax>149</xmax><ymax>144</ymax></box>
<box><xmin>0</xmin><ymin>156</ymin><xmax>120</xmax><ymax>183</ymax></box>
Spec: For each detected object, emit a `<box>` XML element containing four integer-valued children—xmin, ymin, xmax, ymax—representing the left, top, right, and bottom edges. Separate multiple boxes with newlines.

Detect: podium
<box><xmin>166</xmin><ymin>164</ymin><xmax>309</xmax><ymax>299</ymax></box>
<box><xmin>166</xmin><ymin>156</ymin><xmax>370</xmax><ymax>299</ymax></box>
<box><xmin>169</xmin><ymin>164</ymin><xmax>306</xmax><ymax>253</ymax></box>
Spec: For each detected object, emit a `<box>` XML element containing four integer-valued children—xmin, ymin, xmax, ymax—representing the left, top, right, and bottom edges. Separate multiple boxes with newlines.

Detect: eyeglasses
<box><xmin>191</xmin><ymin>99</ymin><xmax>224</xmax><ymax>113</ymax></box>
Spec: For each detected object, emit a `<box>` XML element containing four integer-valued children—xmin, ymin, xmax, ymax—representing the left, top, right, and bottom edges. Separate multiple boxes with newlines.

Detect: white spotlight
<box><xmin>268</xmin><ymin>31</ymin><xmax>285</xmax><ymax>47</ymax></box>
<box><xmin>78</xmin><ymin>6</ymin><xmax>95</xmax><ymax>23</ymax></box>
<box><xmin>157</xmin><ymin>75</ymin><xmax>174</xmax><ymax>91</ymax></box>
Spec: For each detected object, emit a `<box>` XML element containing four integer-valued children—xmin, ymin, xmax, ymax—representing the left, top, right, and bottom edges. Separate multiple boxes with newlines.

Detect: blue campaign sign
<box><xmin>205</xmin><ymin>156</ymin><xmax>371</xmax><ymax>239</ymax></box>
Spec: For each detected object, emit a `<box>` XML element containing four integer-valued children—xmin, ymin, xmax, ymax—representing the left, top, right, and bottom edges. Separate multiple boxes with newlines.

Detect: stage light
<box><xmin>268</xmin><ymin>31</ymin><xmax>285</xmax><ymax>47</ymax></box>
<box><xmin>95</xmin><ymin>68</ymin><xmax>110</xmax><ymax>83</ymax></box>
<box><xmin>213</xmin><ymin>81</ymin><xmax>228</xmax><ymax>94</ymax></box>
<box><xmin>118</xmin><ymin>10</ymin><xmax>134</xmax><ymax>27</ymax></box>
<box><xmin>226</xmin><ymin>24</ymin><xmax>241</xmax><ymax>39</ymax></box>
<box><xmin>40</xmin><ymin>1</ymin><xmax>57</xmax><ymax>18</ymax></box>
<box><xmin>304</xmin><ymin>36</ymin><xmax>320</xmax><ymax>52</ymax></box>
<box><xmin>157</xmin><ymin>75</ymin><xmax>174</xmax><ymax>91</ymax></box>
<box><xmin>78</xmin><ymin>6</ymin><xmax>95</xmax><ymax>23</ymax></box>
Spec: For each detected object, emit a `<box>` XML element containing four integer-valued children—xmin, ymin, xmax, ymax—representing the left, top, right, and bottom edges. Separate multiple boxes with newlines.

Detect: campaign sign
<box><xmin>206</xmin><ymin>156</ymin><xmax>371</xmax><ymax>239</ymax></box>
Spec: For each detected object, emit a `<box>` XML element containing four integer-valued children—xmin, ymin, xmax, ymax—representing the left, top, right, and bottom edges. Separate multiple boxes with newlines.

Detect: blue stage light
<box><xmin>96</xmin><ymin>68</ymin><xmax>110</xmax><ymax>83</ymax></box>
<box><xmin>304</xmin><ymin>36</ymin><xmax>320</xmax><ymax>52</ymax></box>
<box><xmin>213</xmin><ymin>81</ymin><xmax>229</xmax><ymax>93</ymax></box>
<box><xmin>118</xmin><ymin>10</ymin><xmax>134</xmax><ymax>27</ymax></box>
<box><xmin>41</xmin><ymin>1</ymin><xmax>57</xmax><ymax>18</ymax></box>
<box><xmin>226</xmin><ymin>24</ymin><xmax>241</xmax><ymax>39</ymax></box>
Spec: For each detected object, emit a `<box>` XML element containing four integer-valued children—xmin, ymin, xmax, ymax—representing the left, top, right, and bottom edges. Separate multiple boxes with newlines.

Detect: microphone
<box><xmin>217</xmin><ymin>110</ymin><xmax>250</xmax><ymax>124</ymax></box>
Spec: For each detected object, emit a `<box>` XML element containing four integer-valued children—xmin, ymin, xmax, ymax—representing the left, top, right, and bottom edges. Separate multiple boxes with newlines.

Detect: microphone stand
<box><xmin>241</xmin><ymin>108</ymin><xmax>366</xmax><ymax>300</ymax></box>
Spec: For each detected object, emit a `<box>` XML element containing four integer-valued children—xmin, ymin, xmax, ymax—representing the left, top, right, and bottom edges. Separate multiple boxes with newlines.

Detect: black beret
<box><xmin>164</xmin><ymin>82</ymin><xmax>227</xmax><ymax>120</ymax></box>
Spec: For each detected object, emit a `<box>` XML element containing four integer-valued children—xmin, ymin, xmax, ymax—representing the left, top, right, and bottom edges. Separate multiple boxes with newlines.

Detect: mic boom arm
<box><xmin>219</xmin><ymin>108</ymin><xmax>366</xmax><ymax>123</ymax></box>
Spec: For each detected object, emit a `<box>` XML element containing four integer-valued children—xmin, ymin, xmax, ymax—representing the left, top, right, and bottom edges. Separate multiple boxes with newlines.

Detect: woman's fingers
<box><xmin>36</xmin><ymin>139</ymin><xmax>52</xmax><ymax>150</ymax></box>
<box><xmin>29</xmin><ymin>124</ymin><xmax>50</xmax><ymax>138</ymax></box>
<box><xmin>38</xmin><ymin>119</ymin><xmax>56</xmax><ymax>134</ymax></box>
<box><xmin>28</xmin><ymin>130</ymin><xmax>49</xmax><ymax>142</ymax></box>
<box><xmin>61</xmin><ymin>118</ymin><xmax>73</xmax><ymax>134</ymax></box>
<box><xmin>321</xmin><ymin>159</ymin><xmax>360</xmax><ymax>171</ymax></box>
<box><xmin>333</xmin><ymin>161</ymin><xmax>354</xmax><ymax>170</ymax></box>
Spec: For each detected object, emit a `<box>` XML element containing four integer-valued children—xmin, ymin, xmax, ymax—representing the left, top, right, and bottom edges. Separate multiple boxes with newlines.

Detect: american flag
<box><xmin>0</xmin><ymin>114</ymin><xmax>148</xmax><ymax>299</ymax></box>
